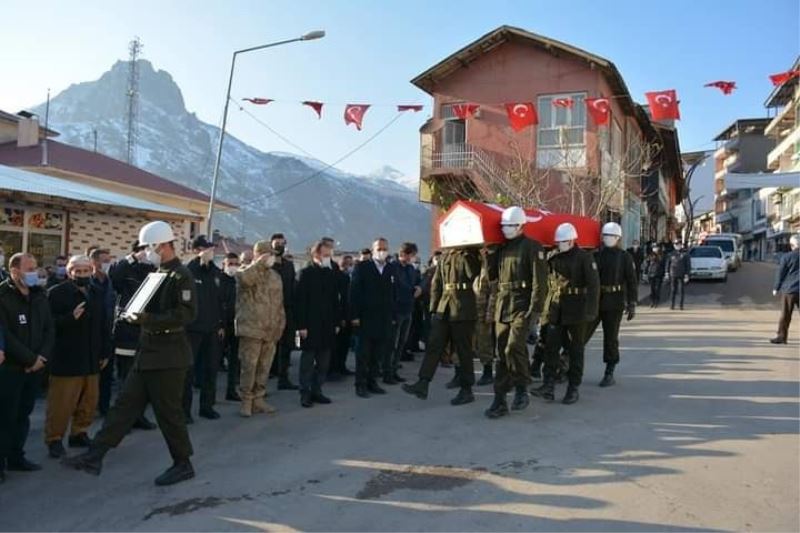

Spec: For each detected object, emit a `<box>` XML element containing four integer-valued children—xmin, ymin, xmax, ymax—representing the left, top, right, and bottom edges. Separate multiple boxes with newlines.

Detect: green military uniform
<box><xmin>492</xmin><ymin>235</ymin><xmax>548</xmax><ymax>396</ymax></box>
<box><xmin>540</xmin><ymin>246</ymin><xmax>599</xmax><ymax>392</ymax></box>
<box><xmin>473</xmin><ymin>259</ymin><xmax>497</xmax><ymax>367</ymax></box>
<box><xmin>417</xmin><ymin>248</ymin><xmax>481</xmax><ymax>386</ymax></box>
<box><xmin>93</xmin><ymin>257</ymin><xmax>197</xmax><ymax>462</ymax></box>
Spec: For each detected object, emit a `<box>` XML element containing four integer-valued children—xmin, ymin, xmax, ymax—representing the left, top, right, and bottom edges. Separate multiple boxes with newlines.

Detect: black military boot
<box><xmin>599</xmin><ymin>364</ymin><xmax>616</xmax><ymax>388</ymax></box>
<box><xmin>476</xmin><ymin>364</ymin><xmax>494</xmax><ymax>386</ymax></box>
<box><xmin>312</xmin><ymin>390</ymin><xmax>332</xmax><ymax>404</ymax></box>
<box><xmin>563</xmin><ymin>386</ymin><xmax>580</xmax><ymax>405</ymax></box>
<box><xmin>133</xmin><ymin>415</ymin><xmax>157</xmax><ymax>430</ymax></box>
<box><xmin>367</xmin><ymin>381</ymin><xmax>387</xmax><ymax>395</ymax></box>
<box><xmin>401</xmin><ymin>378</ymin><xmax>430</xmax><ymax>400</ymax></box>
<box><xmin>531</xmin><ymin>360</ymin><xmax>542</xmax><ymax>380</ymax></box>
<box><xmin>68</xmin><ymin>433</ymin><xmax>91</xmax><ymax>448</ymax></box>
<box><xmin>300</xmin><ymin>391</ymin><xmax>313</xmax><ymax>408</ymax></box>
<box><xmin>484</xmin><ymin>395</ymin><xmax>509</xmax><ymax>419</ymax></box>
<box><xmin>530</xmin><ymin>379</ymin><xmax>555</xmax><ymax>401</ymax></box>
<box><xmin>445</xmin><ymin>368</ymin><xmax>461</xmax><ymax>390</ymax></box>
<box><xmin>450</xmin><ymin>387</ymin><xmax>475</xmax><ymax>406</ymax></box>
<box><xmin>61</xmin><ymin>443</ymin><xmax>109</xmax><ymax>476</ymax></box>
<box><xmin>154</xmin><ymin>460</ymin><xmax>195</xmax><ymax>486</ymax></box>
<box><xmin>511</xmin><ymin>385</ymin><xmax>530</xmax><ymax>411</ymax></box>
<box><xmin>48</xmin><ymin>441</ymin><xmax>66</xmax><ymax>459</ymax></box>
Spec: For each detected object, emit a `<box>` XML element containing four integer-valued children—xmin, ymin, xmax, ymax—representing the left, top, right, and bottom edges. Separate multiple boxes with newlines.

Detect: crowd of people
<box><xmin>0</xmin><ymin>212</ymin><xmax>796</xmax><ymax>487</ymax></box>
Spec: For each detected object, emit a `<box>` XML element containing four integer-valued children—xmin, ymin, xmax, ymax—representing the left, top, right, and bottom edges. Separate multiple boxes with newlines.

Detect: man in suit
<box><xmin>349</xmin><ymin>238</ymin><xmax>396</xmax><ymax>398</ymax></box>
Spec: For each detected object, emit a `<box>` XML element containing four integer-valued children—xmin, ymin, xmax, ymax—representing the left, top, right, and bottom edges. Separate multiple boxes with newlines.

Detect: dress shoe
<box><xmin>355</xmin><ymin>386</ymin><xmax>371</xmax><ymax>398</ymax></box>
<box><xmin>199</xmin><ymin>408</ymin><xmax>221</xmax><ymax>420</ymax></box>
<box><xmin>301</xmin><ymin>392</ymin><xmax>314</xmax><ymax>408</ymax></box>
<box><xmin>770</xmin><ymin>337</ymin><xmax>787</xmax><ymax>344</ymax></box>
<box><xmin>402</xmin><ymin>379</ymin><xmax>430</xmax><ymax>400</ymax></box>
<box><xmin>484</xmin><ymin>395</ymin><xmax>509</xmax><ymax>419</ymax></box>
<box><xmin>562</xmin><ymin>386</ymin><xmax>580</xmax><ymax>405</ymax></box>
<box><xmin>367</xmin><ymin>382</ymin><xmax>387</xmax><ymax>395</ymax></box>
<box><xmin>392</xmin><ymin>373</ymin><xmax>407</xmax><ymax>383</ymax></box>
<box><xmin>382</xmin><ymin>375</ymin><xmax>399</xmax><ymax>386</ymax></box>
<box><xmin>511</xmin><ymin>386</ymin><xmax>530</xmax><ymax>411</ymax></box>
<box><xmin>225</xmin><ymin>390</ymin><xmax>242</xmax><ymax>402</ymax></box>
<box><xmin>154</xmin><ymin>460</ymin><xmax>195</xmax><ymax>486</ymax></box>
<box><xmin>450</xmin><ymin>387</ymin><xmax>475</xmax><ymax>406</ymax></box>
<box><xmin>599</xmin><ymin>373</ymin><xmax>616</xmax><ymax>388</ymax></box>
<box><xmin>530</xmin><ymin>381</ymin><xmax>555</xmax><ymax>401</ymax></box>
<box><xmin>312</xmin><ymin>392</ymin><xmax>332</xmax><ymax>404</ymax></box>
<box><xmin>6</xmin><ymin>458</ymin><xmax>42</xmax><ymax>472</ymax></box>
<box><xmin>61</xmin><ymin>444</ymin><xmax>108</xmax><ymax>476</ymax></box>
<box><xmin>68</xmin><ymin>433</ymin><xmax>92</xmax><ymax>448</ymax></box>
<box><xmin>48</xmin><ymin>441</ymin><xmax>67</xmax><ymax>459</ymax></box>
<box><xmin>133</xmin><ymin>416</ymin><xmax>157</xmax><ymax>430</ymax></box>
<box><xmin>476</xmin><ymin>364</ymin><xmax>494</xmax><ymax>386</ymax></box>
<box><xmin>278</xmin><ymin>379</ymin><xmax>299</xmax><ymax>391</ymax></box>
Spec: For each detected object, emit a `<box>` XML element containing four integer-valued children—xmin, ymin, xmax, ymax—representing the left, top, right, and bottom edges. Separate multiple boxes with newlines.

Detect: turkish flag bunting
<box><xmin>397</xmin><ymin>105</ymin><xmax>424</xmax><ymax>112</ymax></box>
<box><xmin>645</xmin><ymin>90</ymin><xmax>681</xmax><ymax>121</ymax></box>
<box><xmin>504</xmin><ymin>102</ymin><xmax>538</xmax><ymax>131</ymax></box>
<box><xmin>704</xmin><ymin>81</ymin><xmax>736</xmax><ymax>95</ymax></box>
<box><xmin>769</xmin><ymin>69</ymin><xmax>800</xmax><ymax>86</ymax></box>
<box><xmin>552</xmin><ymin>98</ymin><xmax>574</xmax><ymax>108</ymax></box>
<box><xmin>585</xmin><ymin>97</ymin><xmax>611</xmax><ymax>126</ymax></box>
<box><xmin>452</xmin><ymin>103</ymin><xmax>480</xmax><ymax>119</ymax></box>
<box><xmin>243</xmin><ymin>97</ymin><xmax>273</xmax><ymax>105</ymax></box>
<box><xmin>302</xmin><ymin>101</ymin><xmax>324</xmax><ymax>119</ymax></box>
<box><xmin>344</xmin><ymin>104</ymin><xmax>370</xmax><ymax>130</ymax></box>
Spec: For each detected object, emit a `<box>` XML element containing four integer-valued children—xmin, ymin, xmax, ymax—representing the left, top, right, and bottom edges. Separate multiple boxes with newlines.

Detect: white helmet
<box><xmin>555</xmin><ymin>223</ymin><xmax>578</xmax><ymax>242</ymax></box>
<box><xmin>501</xmin><ymin>206</ymin><xmax>526</xmax><ymax>226</ymax></box>
<box><xmin>139</xmin><ymin>221</ymin><xmax>176</xmax><ymax>246</ymax></box>
<box><xmin>601</xmin><ymin>222</ymin><xmax>622</xmax><ymax>237</ymax></box>
<box><xmin>790</xmin><ymin>234</ymin><xmax>799</xmax><ymax>249</ymax></box>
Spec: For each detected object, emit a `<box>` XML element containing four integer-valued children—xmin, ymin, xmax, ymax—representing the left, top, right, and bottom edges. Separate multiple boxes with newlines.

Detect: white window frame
<box><xmin>0</xmin><ymin>203</ymin><xmax>66</xmax><ymax>263</ymax></box>
<box><xmin>536</xmin><ymin>92</ymin><xmax>587</xmax><ymax>169</ymax></box>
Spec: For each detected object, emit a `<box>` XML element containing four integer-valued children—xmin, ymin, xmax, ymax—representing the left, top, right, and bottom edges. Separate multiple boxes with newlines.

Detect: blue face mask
<box><xmin>24</xmin><ymin>272</ymin><xmax>40</xmax><ymax>287</ymax></box>
<box><xmin>56</xmin><ymin>266</ymin><xmax>67</xmax><ymax>277</ymax></box>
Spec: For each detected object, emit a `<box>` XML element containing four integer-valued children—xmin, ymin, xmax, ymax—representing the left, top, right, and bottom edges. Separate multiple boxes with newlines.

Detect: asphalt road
<box><xmin>1</xmin><ymin>261</ymin><xmax>798</xmax><ymax>532</ymax></box>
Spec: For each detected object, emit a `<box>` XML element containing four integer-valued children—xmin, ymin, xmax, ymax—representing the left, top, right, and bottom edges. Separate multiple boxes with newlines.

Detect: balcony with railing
<box><xmin>419</xmin><ymin>142</ymin><xmax>510</xmax><ymax>204</ymax></box>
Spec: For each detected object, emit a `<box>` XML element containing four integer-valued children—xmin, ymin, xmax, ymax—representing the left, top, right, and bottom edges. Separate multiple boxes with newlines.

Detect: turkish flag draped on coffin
<box><xmin>437</xmin><ymin>200</ymin><xmax>601</xmax><ymax>249</ymax></box>
<box><xmin>645</xmin><ymin>90</ymin><xmax>681</xmax><ymax>121</ymax></box>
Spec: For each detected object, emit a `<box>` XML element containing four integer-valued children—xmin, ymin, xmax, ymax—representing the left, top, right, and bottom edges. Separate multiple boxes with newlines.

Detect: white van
<box><xmin>701</xmin><ymin>236</ymin><xmax>741</xmax><ymax>271</ymax></box>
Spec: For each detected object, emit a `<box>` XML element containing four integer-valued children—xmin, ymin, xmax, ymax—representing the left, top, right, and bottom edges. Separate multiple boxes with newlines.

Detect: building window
<box><xmin>537</xmin><ymin>93</ymin><xmax>587</xmax><ymax>169</ymax></box>
<box><xmin>0</xmin><ymin>205</ymin><xmax>65</xmax><ymax>266</ymax></box>
<box><xmin>439</xmin><ymin>103</ymin><xmax>468</xmax><ymax>167</ymax></box>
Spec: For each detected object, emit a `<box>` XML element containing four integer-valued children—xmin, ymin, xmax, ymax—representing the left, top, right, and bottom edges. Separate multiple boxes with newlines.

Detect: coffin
<box><xmin>438</xmin><ymin>200</ymin><xmax>601</xmax><ymax>249</ymax></box>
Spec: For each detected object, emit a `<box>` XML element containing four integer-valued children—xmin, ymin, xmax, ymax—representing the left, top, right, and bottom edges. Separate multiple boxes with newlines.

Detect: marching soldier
<box><xmin>63</xmin><ymin>221</ymin><xmax>198</xmax><ymax>486</ymax></box>
<box><xmin>532</xmin><ymin>223</ymin><xmax>599</xmax><ymax>405</ymax></box>
<box><xmin>586</xmin><ymin>222</ymin><xmax>637</xmax><ymax>387</ymax></box>
<box><xmin>473</xmin><ymin>248</ymin><xmax>497</xmax><ymax>386</ymax></box>
<box><xmin>485</xmin><ymin>206</ymin><xmax>548</xmax><ymax>419</ymax></box>
<box><xmin>402</xmin><ymin>247</ymin><xmax>481</xmax><ymax>405</ymax></box>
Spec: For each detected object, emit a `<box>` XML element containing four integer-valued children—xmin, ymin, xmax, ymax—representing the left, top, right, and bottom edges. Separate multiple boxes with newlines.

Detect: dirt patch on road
<box><xmin>356</xmin><ymin>465</ymin><xmax>483</xmax><ymax>500</ymax></box>
<box><xmin>143</xmin><ymin>495</ymin><xmax>253</xmax><ymax>521</ymax></box>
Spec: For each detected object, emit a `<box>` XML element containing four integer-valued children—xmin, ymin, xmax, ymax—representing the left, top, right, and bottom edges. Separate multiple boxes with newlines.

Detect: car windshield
<box><xmin>691</xmin><ymin>247</ymin><xmax>722</xmax><ymax>258</ymax></box>
<box><xmin>702</xmin><ymin>240</ymin><xmax>734</xmax><ymax>252</ymax></box>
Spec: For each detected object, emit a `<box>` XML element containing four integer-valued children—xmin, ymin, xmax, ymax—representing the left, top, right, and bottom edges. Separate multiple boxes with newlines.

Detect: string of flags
<box><xmin>241</xmin><ymin>68</ymin><xmax>800</xmax><ymax>131</ymax></box>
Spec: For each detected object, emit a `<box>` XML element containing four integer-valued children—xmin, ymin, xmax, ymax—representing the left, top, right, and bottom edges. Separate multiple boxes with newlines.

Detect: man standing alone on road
<box><xmin>771</xmin><ymin>234</ymin><xmax>799</xmax><ymax>344</ymax></box>
<box><xmin>667</xmin><ymin>241</ymin><xmax>691</xmax><ymax>311</ymax></box>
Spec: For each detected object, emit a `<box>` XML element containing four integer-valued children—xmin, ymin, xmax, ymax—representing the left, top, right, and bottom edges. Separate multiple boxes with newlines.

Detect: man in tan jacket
<box><xmin>235</xmin><ymin>241</ymin><xmax>286</xmax><ymax>417</ymax></box>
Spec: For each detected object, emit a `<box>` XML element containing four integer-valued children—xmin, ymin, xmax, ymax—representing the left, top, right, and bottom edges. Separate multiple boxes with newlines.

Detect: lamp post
<box><xmin>206</xmin><ymin>30</ymin><xmax>325</xmax><ymax>235</ymax></box>
<box><xmin>681</xmin><ymin>153</ymin><xmax>710</xmax><ymax>246</ymax></box>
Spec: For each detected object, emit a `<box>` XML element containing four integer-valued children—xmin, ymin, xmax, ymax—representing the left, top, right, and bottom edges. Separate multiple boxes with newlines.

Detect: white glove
<box><xmin>773</xmin><ymin>290</ymin><xmax>778</xmax><ymax>297</ymax></box>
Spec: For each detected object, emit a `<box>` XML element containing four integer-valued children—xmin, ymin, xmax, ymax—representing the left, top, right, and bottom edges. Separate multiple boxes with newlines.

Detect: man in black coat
<box><xmin>0</xmin><ymin>253</ymin><xmax>55</xmax><ymax>480</ymax></box>
<box><xmin>626</xmin><ymin>239</ymin><xmax>645</xmax><ymax>283</ymax></box>
<box><xmin>45</xmin><ymin>255</ymin><xmax>111</xmax><ymax>459</ymax></box>
<box><xmin>295</xmin><ymin>241</ymin><xmax>342</xmax><ymax>407</ymax></box>
<box><xmin>220</xmin><ymin>253</ymin><xmax>240</xmax><ymax>400</ymax></box>
<box><xmin>184</xmin><ymin>235</ymin><xmax>224</xmax><ymax>421</ymax></box>
<box><xmin>270</xmin><ymin>233</ymin><xmax>299</xmax><ymax>391</ymax></box>
<box><xmin>349</xmin><ymin>238</ymin><xmax>397</xmax><ymax>398</ymax></box>
<box><xmin>667</xmin><ymin>241</ymin><xmax>692</xmax><ymax>310</ymax></box>
<box><xmin>330</xmin><ymin>254</ymin><xmax>354</xmax><ymax>377</ymax></box>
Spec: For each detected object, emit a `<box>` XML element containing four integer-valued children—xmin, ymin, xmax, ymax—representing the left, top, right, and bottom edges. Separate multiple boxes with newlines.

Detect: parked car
<box><xmin>689</xmin><ymin>246</ymin><xmax>728</xmax><ymax>281</ymax></box>
<box><xmin>701</xmin><ymin>237</ymin><xmax>741</xmax><ymax>271</ymax></box>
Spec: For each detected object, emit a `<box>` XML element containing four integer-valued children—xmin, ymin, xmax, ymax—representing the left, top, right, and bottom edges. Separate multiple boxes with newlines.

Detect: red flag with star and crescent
<box><xmin>452</xmin><ymin>103</ymin><xmax>480</xmax><ymax>120</ymax></box>
<box><xmin>645</xmin><ymin>90</ymin><xmax>680</xmax><ymax>121</ymax></box>
<box><xmin>769</xmin><ymin>69</ymin><xmax>800</xmax><ymax>86</ymax></box>
<box><xmin>397</xmin><ymin>105</ymin><xmax>424</xmax><ymax>112</ymax></box>
<box><xmin>585</xmin><ymin>97</ymin><xmax>611</xmax><ymax>126</ymax></box>
<box><xmin>704</xmin><ymin>81</ymin><xmax>736</xmax><ymax>95</ymax></box>
<box><xmin>302</xmin><ymin>101</ymin><xmax>324</xmax><ymax>119</ymax></box>
<box><xmin>552</xmin><ymin>98</ymin><xmax>574</xmax><ymax>108</ymax></box>
<box><xmin>243</xmin><ymin>97</ymin><xmax>273</xmax><ymax>105</ymax></box>
<box><xmin>504</xmin><ymin>102</ymin><xmax>538</xmax><ymax>132</ymax></box>
<box><xmin>344</xmin><ymin>104</ymin><xmax>370</xmax><ymax>130</ymax></box>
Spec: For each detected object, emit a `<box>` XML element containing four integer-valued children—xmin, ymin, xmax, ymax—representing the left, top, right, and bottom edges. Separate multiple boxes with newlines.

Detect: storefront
<box><xmin>0</xmin><ymin>205</ymin><xmax>66</xmax><ymax>266</ymax></box>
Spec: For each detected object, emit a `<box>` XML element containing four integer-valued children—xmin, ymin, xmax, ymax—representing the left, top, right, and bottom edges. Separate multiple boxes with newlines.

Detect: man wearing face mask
<box><xmin>586</xmin><ymin>223</ymin><xmax>637</xmax><ymax>388</ymax></box>
<box><xmin>269</xmin><ymin>233</ymin><xmax>299</xmax><ymax>392</ymax></box>
<box><xmin>385</xmin><ymin>242</ymin><xmax>421</xmax><ymax>385</ymax></box>
<box><xmin>47</xmin><ymin>255</ymin><xmax>68</xmax><ymax>289</ymax></box>
<box><xmin>45</xmin><ymin>255</ymin><xmax>111</xmax><ymax>459</ymax></box>
<box><xmin>531</xmin><ymin>223</ymin><xmax>599</xmax><ymax>405</ymax></box>
<box><xmin>349</xmin><ymin>238</ymin><xmax>396</xmax><ymax>398</ymax></box>
<box><xmin>64</xmin><ymin>221</ymin><xmax>198</xmax><ymax>486</ymax></box>
<box><xmin>626</xmin><ymin>240</ymin><xmax>645</xmax><ymax>283</ymax></box>
<box><xmin>109</xmin><ymin>240</ymin><xmax>156</xmax><ymax>431</ymax></box>
<box><xmin>184</xmin><ymin>235</ymin><xmax>224</xmax><ymax>421</ymax></box>
<box><xmin>330</xmin><ymin>255</ymin><xmax>355</xmax><ymax>378</ymax></box>
<box><xmin>667</xmin><ymin>240</ymin><xmax>691</xmax><ymax>311</ymax></box>
<box><xmin>220</xmin><ymin>253</ymin><xmax>241</xmax><ymax>401</ymax></box>
<box><xmin>87</xmin><ymin>247</ymin><xmax>116</xmax><ymax>418</ymax></box>
<box><xmin>295</xmin><ymin>240</ymin><xmax>342</xmax><ymax>407</ymax></box>
<box><xmin>0</xmin><ymin>253</ymin><xmax>54</xmax><ymax>481</ymax></box>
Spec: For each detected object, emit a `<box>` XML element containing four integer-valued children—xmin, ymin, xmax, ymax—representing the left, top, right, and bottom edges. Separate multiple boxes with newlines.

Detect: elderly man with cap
<box><xmin>235</xmin><ymin>240</ymin><xmax>286</xmax><ymax>417</ymax></box>
<box><xmin>63</xmin><ymin>220</ymin><xmax>198</xmax><ymax>486</ymax></box>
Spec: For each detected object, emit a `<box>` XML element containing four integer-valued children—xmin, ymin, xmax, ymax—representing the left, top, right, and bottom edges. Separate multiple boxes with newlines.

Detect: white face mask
<box><xmin>320</xmin><ymin>257</ymin><xmax>332</xmax><ymax>268</ymax></box>
<box><xmin>603</xmin><ymin>236</ymin><xmax>619</xmax><ymax>248</ymax></box>
<box><xmin>199</xmin><ymin>249</ymin><xmax>214</xmax><ymax>263</ymax></box>
<box><xmin>557</xmin><ymin>241</ymin><xmax>572</xmax><ymax>252</ymax></box>
<box><xmin>374</xmin><ymin>250</ymin><xmax>388</xmax><ymax>262</ymax></box>
<box><xmin>101</xmin><ymin>262</ymin><xmax>112</xmax><ymax>274</ymax></box>
<box><xmin>37</xmin><ymin>277</ymin><xmax>47</xmax><ymax>287</ymax></box>
<box><xmin>145</xmin><ymin>248</ymin><xmax>162</xmax><ymax>268</ymax></box>
<box><xmin>502</xmin><ymin>225</ymin><xmax>521</xmax><ymax>240</ymax></box>
<box><xmin>224</xmin><ymin>266</ymin><xmax>238</xmax><ymax>277</ymax></box>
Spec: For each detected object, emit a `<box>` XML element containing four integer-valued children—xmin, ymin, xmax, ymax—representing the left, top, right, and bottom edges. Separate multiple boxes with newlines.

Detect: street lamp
<box><xmin>206</xmin><ymin>31</ymin><xmax>325</xmax><ymax>235</ymax></box>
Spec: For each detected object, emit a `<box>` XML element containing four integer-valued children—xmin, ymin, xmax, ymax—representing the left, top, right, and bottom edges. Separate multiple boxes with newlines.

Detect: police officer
<box><xmin>402</xmin><ymin>247</ymin><xmax>481</xmax><ymax>405</ymax></box>
<box><xmin>63</xmin><ymin>221</ymin><xmax>198</xmax><ymax>487</ymax></box>
<box><xmin>531</xmin><ymin>223</ymin><xmax>599</xmax><ymax>405</ymax></box>
<box><xmin>586</xmin><ymin>222</ymin><xmax>637</xmax><ymax>388</ymax></box>
<box><xmin>485</xmin><ymin>206</ymin><xmax>548</xmax><ymax>419</ymax></box>
<box><xmin>667</xmin><ymin>241</ymin><xmax>691</xmax><ymax>310</ymax></box>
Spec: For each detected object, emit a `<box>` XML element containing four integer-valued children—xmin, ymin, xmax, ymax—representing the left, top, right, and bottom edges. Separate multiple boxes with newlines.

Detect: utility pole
<box><xmin>125</xmin><ymin>37</ymin><xmax>143</xmax><ymax>166</ymax></box>
<box><xmin>42</xmin><ymin>88</ymin><xmax>50</xmax><ymax>166</ymax></box>
<box><xmin>93</xmin><ymin>129</ymin><xmax>98</xmax><ymax>152</ymax></box>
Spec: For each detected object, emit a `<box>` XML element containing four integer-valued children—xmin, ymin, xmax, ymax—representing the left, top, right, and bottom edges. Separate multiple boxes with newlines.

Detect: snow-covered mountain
<box><xmin>32</xmin><ymin>60</ymin><xmax>430</xmax><ymax>256</ymax></box>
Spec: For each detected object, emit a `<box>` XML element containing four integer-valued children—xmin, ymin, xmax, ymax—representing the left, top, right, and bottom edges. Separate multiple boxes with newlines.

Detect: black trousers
<box><xmin>418</xmin><ymin>317</ymin><xmax>476</xmax><ymax>386</ymax></box>
<box><xmin>649</xmin><ymin>277</ymin><xmax>663</xmax><ymax>306</ymax></box>
<box><xmin>0</xmin><ymin>368</ymin><xmax>40</xmax><ymax>465</ymax></box>
<box><xmin>184</xmin><ymin>331</ymin><xmax>220</xmax><ymax>415</ymax></box>
<box><xmin>777</xmin><ymin>292</ymin><xmax>799</xmax><ymax>340</ymax></box>
<box><xmin>98</xmin><ymin>355</ymin><xmax>115</xmax><ymax>415</ymax></box>
<box><xmin>273</xmin><ymin>339</ymin><xmax>293</xmax><ymax>381</ymax></box>
<box><xmin>494</xmin><ymin>318</ymin><xmax>532</xmax><ymax>395</ymax></box>
<box><xmin>355</xmin><ymin>334</ymin><xmax>389</xmax><ymax>387</ymax></box>
<box><xmin>300</xmin><ymin>349</ymin><xmax>331</xmax><ymax>393</ymax></box>
<box><xmin>95</xmin><ymin>366</ymin><xmax>193</xmax><ymax>462</ymax></box>
<box><xmin>544</xmin><ymin>322</ymin><xmax>587</xmax><ymax>387</ymax></box>
<box><xmin>588</xmin><ymin>309</ymin><xmax>624</xmax><ymax>364</ymax></box>
<box><xmin>331</xmin><ymin>324</ymin><xmax>352</xmax><ymax>372</ymax></box>
<box><xmin>223</xmin><ymin>332</ymin><xmax>240</xmax><ymax>394</ymax></box>
<box><xmin>670</xmin><ymin>278</ymin><xmax>686</xmax><ymax>308</ymax></box>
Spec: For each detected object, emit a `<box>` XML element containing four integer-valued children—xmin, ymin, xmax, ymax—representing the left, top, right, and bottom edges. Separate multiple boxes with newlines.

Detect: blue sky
<box><xmin>1</xmin><ymin>0</ymin><xmax>797</xmax><ymax>180</ymax></box>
